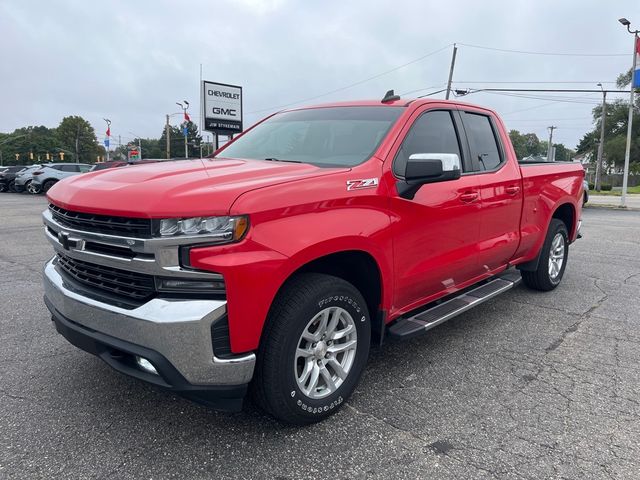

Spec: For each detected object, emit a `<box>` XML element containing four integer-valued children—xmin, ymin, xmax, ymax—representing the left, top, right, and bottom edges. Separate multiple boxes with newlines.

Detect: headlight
<box><xmin>157</xmin><ymin>215</ymin><xmax>249</xmax><ymax>243</ymax></box>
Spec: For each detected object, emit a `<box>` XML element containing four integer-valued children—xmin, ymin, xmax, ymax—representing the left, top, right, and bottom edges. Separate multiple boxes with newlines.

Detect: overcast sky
<box><xmin>1</xmin><ymin>0</ymin><xmax>638</xmax><ymax>149</ymax></box>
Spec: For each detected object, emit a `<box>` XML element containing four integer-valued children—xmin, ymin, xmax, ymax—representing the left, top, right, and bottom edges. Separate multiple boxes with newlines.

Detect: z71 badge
<box><xmin>346</xmin><ymin>178</ymin><xmax>379</xmax><ymax>191</ymax></box>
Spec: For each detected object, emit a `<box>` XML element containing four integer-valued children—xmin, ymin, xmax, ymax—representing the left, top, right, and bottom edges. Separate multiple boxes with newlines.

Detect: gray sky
<box><xmin>1</xmin><ymin>0</ymin><xmax>638</xmax><ymax>149</ymax></box>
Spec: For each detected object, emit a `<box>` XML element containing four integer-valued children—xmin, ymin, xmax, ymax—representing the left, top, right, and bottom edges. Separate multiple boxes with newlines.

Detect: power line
<box><xmin>454</xmin><ymin>80</ymin><xmax>619</xmax><ymax>84</ymax></box>
<box><xmin>400</xmin><ymin>84</ymin><xmax>448</xmax><ymax>96</ymax></box>
<box><xmin>481</xmin><ymin>91</ymin><xmax>601</xmax><ymax>104</ymax></box>
<box><xmin>247</xmin><ymin>44</ymin><xmax>453</xmax><ymax>115</ymax></box>
<box><xmin>457</xmin><ymin>42</ymin><xmax>629</xmax><ymax>57</ymax></box>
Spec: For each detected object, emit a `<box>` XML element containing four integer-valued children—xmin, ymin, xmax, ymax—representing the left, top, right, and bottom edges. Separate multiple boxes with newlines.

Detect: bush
<box><xmin>600</xmin><ymin>184</ymin><xmax>613</xmax><ymax>191</ymax></box>
<box><xmin>588</xmin><ymin>183</ymin><xmax>595</xmax><ymax>190</ymax></box>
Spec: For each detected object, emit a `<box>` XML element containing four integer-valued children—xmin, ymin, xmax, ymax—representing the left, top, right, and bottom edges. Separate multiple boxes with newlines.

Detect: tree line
<box><xmin>0</xmin><ymin>117</ymin><xmax>207</xmax><ymax>165</ymax></box>
<box><xmin>575</xmin><ymin>70</ymin><xmax>640</xmax><ymax>176</ymax></box>
<box><xmin>508</xmin><ymin>130</ymin><xmax>575</xmax><ymax>162</ymax></box>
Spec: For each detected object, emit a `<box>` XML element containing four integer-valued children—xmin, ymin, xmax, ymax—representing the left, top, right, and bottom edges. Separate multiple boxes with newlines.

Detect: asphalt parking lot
<box><xmin>1</xmin><ymin>193</ymin><xmax>640</xmax><ymax>480</ymax></box>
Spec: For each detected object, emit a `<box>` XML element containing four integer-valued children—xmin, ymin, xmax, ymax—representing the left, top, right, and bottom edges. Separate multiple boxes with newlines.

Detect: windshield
<box><xmin>216</xmin><ymin>106</ymin><xmax>404</xmax><ymax>167</ymax></box>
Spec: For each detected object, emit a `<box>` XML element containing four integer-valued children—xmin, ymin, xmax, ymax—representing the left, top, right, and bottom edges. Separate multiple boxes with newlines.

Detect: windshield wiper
<box><xmin>264</xmin><ymin>157</ymin><xmax>302</xmax><ymax>163</ymax></box>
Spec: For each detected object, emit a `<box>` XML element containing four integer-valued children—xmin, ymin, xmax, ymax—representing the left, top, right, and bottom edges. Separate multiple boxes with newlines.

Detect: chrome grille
<box><xmin>49</xmin><ymin>204</ymin><xmax>152</xmax><ymax>238</ymax></box>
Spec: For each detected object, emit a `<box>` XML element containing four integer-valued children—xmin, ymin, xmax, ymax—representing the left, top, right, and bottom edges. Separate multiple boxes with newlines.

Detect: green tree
<box><xmin>0</xmin><ymin>126</ymin><xmax>60</xmax><ymax>165</ymax></box>
<box><xmin>522</xmin><ymin>133</ymin><xmax>543</xmax><ymax>157</ymax></box>
<box><xmin>508</xmin><ymin>130</ymin><xmax>549</xmax><ymax>159</ymax></box>
<box><xmin>509</xmin><ymin>130</ymin><xmax>526</xmax><ymax>159</ymax></box>
<box><xmin>56</xmin><ymin>116</ymin><xmax>99</xmax><ymax>164</ymax></box>
<box><xmin>159</xmin><ymin>121</ymin><xmax>202</xmax><ymax>159</ymax></box>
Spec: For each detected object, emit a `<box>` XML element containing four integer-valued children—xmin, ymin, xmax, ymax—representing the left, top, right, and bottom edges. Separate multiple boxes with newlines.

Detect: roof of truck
<box><xmin>284</xmin><ymin>98</ymin><xmax>497</xmax><ymax>114</ymax></box>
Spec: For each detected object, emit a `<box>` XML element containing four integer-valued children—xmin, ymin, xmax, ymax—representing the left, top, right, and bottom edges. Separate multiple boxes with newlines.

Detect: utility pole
<box><xmin>595</xmin><ymin>85</ymin><xmax>607</xmax><ymax>191</ymax></box>
<box><xmin>547</xmin><ymin>126</ymin><xmax>557</xmax><ymax>161</ymax></box>
<box><xmin>75</xmin><ymin>123</ymin><xmax>80</xmax><ymax>163</ymax></box>
<box><xmin>445</xmin><ymin>43</ymin><xmax>458</xmax><ymax>100</ymax></box>
<box><xmin>165</xmin><ymin>114</ymin><xmax>171</xmax><ymax>159</ymax></box>
<box><xmin>618</xmin><ymin>18</ymin><xmax>639</xmax><ymax>208</ymax></box>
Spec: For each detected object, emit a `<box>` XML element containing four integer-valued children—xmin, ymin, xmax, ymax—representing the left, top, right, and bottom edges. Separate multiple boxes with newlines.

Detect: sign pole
<box><xmin>621</xmin><ymin>32</ymin><xmax>638</xmax><ymax>208</ymax></box>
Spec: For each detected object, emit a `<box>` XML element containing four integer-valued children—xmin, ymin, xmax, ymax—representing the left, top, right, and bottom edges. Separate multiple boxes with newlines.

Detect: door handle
<box><xmin>505</xmin><ymin>185</ymin><xmax>521</xmax><ymax>195</ymax></box>
<box><xmin>460</xmin><ymin>192</ymin><xmax>479</xmax><ymax>203</ymax></box>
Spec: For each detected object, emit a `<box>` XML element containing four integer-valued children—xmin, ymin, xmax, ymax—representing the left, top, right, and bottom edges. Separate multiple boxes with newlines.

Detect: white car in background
<box><xmin>28</xmin><ymin>163</ymin><xmax>92</xmax><ymax>194</ymax></box>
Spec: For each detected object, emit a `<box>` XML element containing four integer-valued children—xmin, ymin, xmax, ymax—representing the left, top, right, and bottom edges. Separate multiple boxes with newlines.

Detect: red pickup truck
<box><xmin>43</xmin><ymin>94</ymin><xmax>584</xmax><ymax>424</ymax></box>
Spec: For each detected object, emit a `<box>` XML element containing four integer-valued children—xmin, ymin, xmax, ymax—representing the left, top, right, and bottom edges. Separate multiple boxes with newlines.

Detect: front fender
<box><xmin>190</xmin><ymin>207</ymin><xmax>394</xmax><ymax>353</ymax></box>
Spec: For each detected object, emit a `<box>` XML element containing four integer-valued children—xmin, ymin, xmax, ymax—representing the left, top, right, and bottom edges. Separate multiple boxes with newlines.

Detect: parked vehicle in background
<box><xmin>91</xmin><ymin>161</ymin><xmax>127</xmax><ymax>171</ymax></box>
<box><xmin>13</xmin><ymin>165</ymin><xmax>48</xmax><ymax>193</ymax></box>
<box><xmin>90</xmin><ymin>159</ymin><xmax>162</xmax><ymax>172</ymax></box>
<box><xmin>0</xmin><ymin>165</ymin><xmax>28</xmax><ymax>192</ymax></box>
<box><xmin>583</xmin><ymin>179</ymin><xmax>589</xmax><ymax>205</ymax></box>
<box><xmin>43</xmin><ymin>96</ymin><xmax>584</xmax><ymax>424</ymax></box>
<box><xmin>29</xmin><ymin>163</ymin><xmax>92</xmax><ymax>194</ymax></box>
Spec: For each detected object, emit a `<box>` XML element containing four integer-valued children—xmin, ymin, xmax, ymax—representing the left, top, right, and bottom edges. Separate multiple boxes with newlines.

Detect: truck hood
<box><xmin>47</xmin><ymin>158</ymin><xmax>347</xmax><ymax>218</ymax></box>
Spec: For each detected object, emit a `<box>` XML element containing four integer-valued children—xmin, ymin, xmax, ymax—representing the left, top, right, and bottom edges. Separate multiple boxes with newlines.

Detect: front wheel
<box><xmin>252</xmin><ymin>273</ymin><xmax>371</xmax><ymax>425</ymax></box>
<box><xmin>27</xmin><ymin>181</ymin><xmax>40</xmax><ymax>194</ymax></box>
<box><xmin>521</xmin><ymin>218</ymin><xmax>569</xmax><ymax>291</ymax></box>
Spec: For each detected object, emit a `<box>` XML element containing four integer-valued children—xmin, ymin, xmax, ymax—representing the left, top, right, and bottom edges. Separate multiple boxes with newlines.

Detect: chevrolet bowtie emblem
<box><xmin>58</xmin><ymin>231</ymin><xmax>70</xmax><ymax>250</ymax></box>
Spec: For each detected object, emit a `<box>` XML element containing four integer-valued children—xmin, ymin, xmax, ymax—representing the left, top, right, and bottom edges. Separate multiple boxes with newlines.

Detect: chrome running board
<box><xmin>388</xmin><ymin>270</ymin><xmax>521</xmax><ymax>340</ymax></box>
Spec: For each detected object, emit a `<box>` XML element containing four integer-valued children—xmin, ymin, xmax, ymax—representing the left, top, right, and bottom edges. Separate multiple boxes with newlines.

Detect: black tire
<box><xmin>26</xmin><ymin>181</ymin><xmax>40</xmax><ymax>194</ymax></box>
<box><xmin>8</xmin><ymin>180</ymin><xmax>18</xmax><ymax>192</ymax></box>
<box><xmin>521</xmin><ymin>218</ymin><xmax>569</xmax><ymax>291</ymax></box>
<box><xmin>252</xmin><ymin>273</ymin><xmax>371</xmax><ymax>425</ymax></box>
<box><xmin>0</xmin><ymin>184</ymin><xmax>6</xmax><ymax>192</ymax></box>
<box><xmin>42</xmin><ymin>180</ymin><xmax>57</xmax><ymax>193</ymax></box>
<box><xmin>583</xmin><ymin>191</ymin><xmax>588</xmax><ymax>206</ymax></box>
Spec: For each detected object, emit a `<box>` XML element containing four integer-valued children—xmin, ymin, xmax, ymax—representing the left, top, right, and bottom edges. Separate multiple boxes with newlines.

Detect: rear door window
<box><xmin>461</xmin><ymin>112</ymin><xmax>503</xmax><ymax>171</ymax></box>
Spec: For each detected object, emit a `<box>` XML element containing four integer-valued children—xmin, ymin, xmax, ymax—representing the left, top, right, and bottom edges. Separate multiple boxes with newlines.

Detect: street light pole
<box><xmin>595</xmin><ymin>84</ymin><xmax>607</xmax><ymax>191</ymax></box>
<box><xmin>165</xmin><ymin>114</ymin><xmax>171</xmax><ymax>159</ymax></box>
<box><xmin>176</xmin><ymin>101</ymin><xmax>190</xmax><ymax>159</ymax></box>
<box><xmin>103</xmin><ymin>118</ymin><xmax>111</xmax><ymax>162</ymax></box>
<box><xmin>618</xmin><ymin>18</ymin><xmax>639</xmax><ymax>208</ymax></box>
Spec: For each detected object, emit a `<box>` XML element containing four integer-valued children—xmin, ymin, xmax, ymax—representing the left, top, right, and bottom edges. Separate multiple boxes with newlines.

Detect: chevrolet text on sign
<box><xmin>203</xmin><ymin>81</ymin><xmax>243</xmax><ymax>134</ymax></box>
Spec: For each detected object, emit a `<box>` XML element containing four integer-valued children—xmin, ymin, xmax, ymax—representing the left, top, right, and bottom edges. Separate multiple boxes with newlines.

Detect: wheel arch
<box><xmin>261</xmin><ymin>248</ymin><xmax>387</xmax><ymax>348</ymax></box>
<box><xmin>517</xmin><ymin>201</ymin><xmax>576</xmax><ymax>272</ymax></box>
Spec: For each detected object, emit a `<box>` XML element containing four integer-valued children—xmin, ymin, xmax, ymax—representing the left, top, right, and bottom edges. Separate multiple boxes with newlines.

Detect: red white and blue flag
<box><xmin>634</xmin><ymin>36</ymin><xmax>640</xmax><ymax>88</ymax></box>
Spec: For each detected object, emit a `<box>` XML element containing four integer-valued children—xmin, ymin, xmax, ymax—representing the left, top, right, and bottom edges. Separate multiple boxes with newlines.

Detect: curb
<box><xmin>584</xmin><ymin>204</ymin><xmax>640</xmax><ymax>212</ymax></box>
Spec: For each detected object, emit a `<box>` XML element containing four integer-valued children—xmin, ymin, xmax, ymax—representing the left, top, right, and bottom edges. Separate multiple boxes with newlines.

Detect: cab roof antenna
<box><xmin>381</xmin><ymin>89</ymin><xmax>400</xmax><ymax>103</ymax></box>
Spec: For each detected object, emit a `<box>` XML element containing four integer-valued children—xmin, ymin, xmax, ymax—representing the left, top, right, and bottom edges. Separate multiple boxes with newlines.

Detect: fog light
<box><xmin>135</xmin><ymin>356</ymin><xmax>158</xmax><ymax>375</ymax></box>
<box><xmin>156</xmin><ymin>277</ymin><xmax>225</xmax><ymax>293</ymax></box>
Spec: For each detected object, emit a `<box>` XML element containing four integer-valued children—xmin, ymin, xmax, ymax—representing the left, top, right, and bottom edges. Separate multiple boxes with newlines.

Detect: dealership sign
<box><xmin>203</xmin><ymin>81</ymin><xmax>243</xmax><ymax>134</ymax></box>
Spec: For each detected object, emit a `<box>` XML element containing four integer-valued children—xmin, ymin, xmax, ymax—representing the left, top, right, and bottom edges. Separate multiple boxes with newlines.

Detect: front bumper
<box><xmin>43</xmin><ymin>258</ymin><xmax>256</xmax><ymax>410</ymax></box>
<box><xmin>14</xmin><ymin>176</ymin><xmax>31</xmax><ymax>187</ymax></box>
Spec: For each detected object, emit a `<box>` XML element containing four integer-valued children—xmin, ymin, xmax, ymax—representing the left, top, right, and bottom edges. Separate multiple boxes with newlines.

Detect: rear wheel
<box><xmin>521</xmin><ymin>218</ymin><xmax>569</xmax><ymax>291</ymax></box>
<box><xmin>252</xmin><ymin>273</ymin><xmax>371</xmax><ymax>425</ymax></box>
<box><xmin>9</xmin><ymin>180</ymin><xmax>18</xmax><ymax>192</ymax></box>
<box><xmin>0</xmin><ymin>184</ymin><xmax>6</xmax><ymax>192</ymax></box>
<box><xmin>42</xmin><ymin>180</ymin><xmax>57</xmax><ymax>193</ymax></box>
